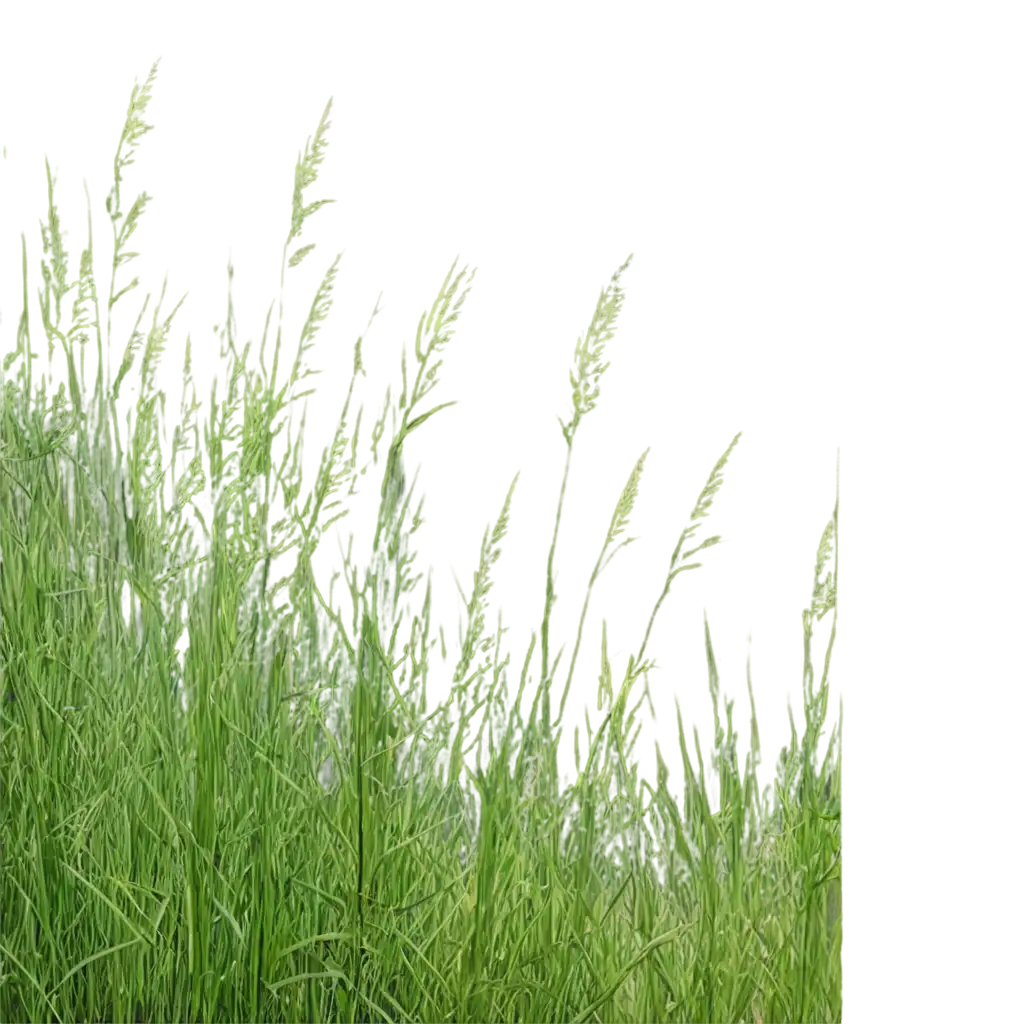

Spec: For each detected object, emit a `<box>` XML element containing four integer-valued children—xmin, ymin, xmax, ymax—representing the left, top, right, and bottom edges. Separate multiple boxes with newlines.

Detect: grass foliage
<box><xmin>1</xmin><ymin>60</ymin><xmax>842</xmax><ymax>1023</ymax></box>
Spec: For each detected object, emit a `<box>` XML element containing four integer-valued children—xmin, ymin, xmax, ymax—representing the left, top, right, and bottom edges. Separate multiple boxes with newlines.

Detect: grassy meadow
<box><xmin>0</xmin><ymin>61</ymin><xmax>842</xmax><ymax>1023</ymax></box>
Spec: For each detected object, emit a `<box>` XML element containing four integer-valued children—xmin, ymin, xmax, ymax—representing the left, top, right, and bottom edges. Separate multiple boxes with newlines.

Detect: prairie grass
<box><xmin>0</xmin><ymin>60</ymin><xmax>842</xmax><ymax>1023</ymax></box>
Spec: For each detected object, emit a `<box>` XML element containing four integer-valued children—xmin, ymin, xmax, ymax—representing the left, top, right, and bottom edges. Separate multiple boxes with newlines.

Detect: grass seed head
<box><xmin>303</xmin><ymin>245</ymin><xmax>348</xmax><ymax>346</ymax></box>
<box><xmin>598</xmin><ymin>438</ymin><xmax>647</xmax><ymax>561</ymax></box>
<box><xmin>626</xmin><ymin>430</ymin><xmax>741</xmax><ymax>679</ymax></box>
<box><xmin>565</xmin><ymin>247</ymin><xmax>634</xmax><ymax>448</ymax></box>
<box><xmin>108</xmin><ymin>59</ymin><xmax>161</xmax><ymax>222</ymax></box>
<box><xmin>468</xmin><ymin>466</ymin><xmax>520</xmax><ymax>630</ymax></box>
<box><xmin>458</xmin><ymin>468</ymin><xmax>524</xmax><ymax>692</ymax></box>
<box><xmin>286</xmin><ymin>92</ymin><xmax>337</xmax><ymax>266</ymax></box>
<box><xmin>399</xmin><ymin>256</ymin><xmax>479</xmax><ymax>436</ymax></box>
<box><xmin>39</xmin><ymin>155</ymin><xmax>71</xmax><ymax>327</ymax></box>
<box><xmin>679</xmin><ymin>428</ymin><xmax>745</xmax><ymax>565</ymax></box>
<box><xmin>802</xmin><ymin>516</ymin><xmax>835</xmax><ymax>634</ymax></box>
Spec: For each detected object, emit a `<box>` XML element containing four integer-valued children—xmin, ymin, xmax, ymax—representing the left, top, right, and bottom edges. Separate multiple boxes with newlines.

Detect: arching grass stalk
<box><xmin>577</xmin><ymin>428</ymin><xmax>745</xmax><ymax>794</ymax></box>
<box><xmin>528</xmin><ymin>251</ymin><xmax>630</xmax><ymax>749</ymax></box>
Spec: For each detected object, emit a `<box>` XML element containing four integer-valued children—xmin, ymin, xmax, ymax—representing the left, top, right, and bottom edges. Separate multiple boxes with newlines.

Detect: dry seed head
<box><xmin>403</xmin><ymin>260</ymin><xmax>475</xmax><ymax>423</ymax></box>
<box><xmin>565</xmin><ymin>251</ymin><xmax>634</xmax><ymax>440</ymax></box>
<box><xmin>417</xmin><ymin>262</ymin><xmax>477</xmax><ymax>354</ymax></box>
<box><xmin>811</xmin><ymin>512</ymin><xmax>835</xmax><ymax>585</ymax></box>
<box><xmin>115</xmin><ymin>187</ymin><xmax>154</xmax><ymax>262</ymax></box>
<box><xmin>72</xmin><ymin>176</ymin><xmax>99</xmax><ymax>307</ymax></box>
<box><xmin>598</xmin><ymin>438</ymin><xmax>655</xmax><ymax>557</ymax></box>
<box><xmin>329</xmin><ymin>428</ymin><xmax>362</xmax><ymax>499</ymax></box>
<box><xmin>802</xmin><ymin>512</ymin><xmax>835</xmax><ymax>630</ymax></box>
<box><xmin>288</xmin><ymin>92</ymin><xmax>335</xmax><ymax>262</ymax></box>
<box><xmin>69</xmin><ymin>266</ymin><xmax>99</xmax><ymax>350</ymax></box>
<box><xmin>471</xmin><ymin>462</ymin><xmax>520</xmax><ymax>606</ymax></box>
<box><xmin>303</xmin><ymin>247</ymin><xmax>348</xmax><ymax>344</ymax></box>
<box><xmin>634</xmin><ymin>425</ymin><xmax>741</xmax><ymax>671</ymax></box>
<box><xmin>119</xmin><ymin>284</ymin><xmax>169</xmax><ymax>368</ymax></box>
<box><xmin>146</xmin><ymin>299</ymin><xmax>176</xmax><ymax>374</ymax></box>
<box><xmin>464</xmin><ymin>464</ymin><xmax>528</xmax><ymax>679</ymax></box>
<box><xmin>117</xmin><ymin>64</ymin><xmax>159</xmax><ymax>154</ymax></box>
<box><xmin>802</xmin><ymin>573</ymin><xmax>835</xmax><ymax>634</ymax></box>
<box><xmin>39</xmin><ymin>153</ymin><xmax>70</xmax><ymax>315</ymax></box>
<box><xmin>110</xmin><ymin>59</ymin><xmax>160</xmax><ymax>197</ymax></box>
<box><xmin>679</xmin><ymin>430</ymin><xmax>745</xmax><ymax>565</ymax></box>
<box><xmin>294</xmin><ymin>93</ymin><xmax>333</xmax><ymax>196</ymax></box>
<box><xmin>811</xmin><ymin>569</ymin><xmax>835</xmax><ymax>614</ymax></box>
<box><xmin>176</xmin><ymin>331</ymin><xmax>197</xmax><ymax>403</ymax></box>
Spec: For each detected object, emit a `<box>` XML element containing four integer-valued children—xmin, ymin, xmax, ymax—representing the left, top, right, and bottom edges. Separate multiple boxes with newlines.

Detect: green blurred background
<box><xmin>2</xmin><ymin>9</ymin><xmax>1024</xmax><ymax>1007</ymax></box>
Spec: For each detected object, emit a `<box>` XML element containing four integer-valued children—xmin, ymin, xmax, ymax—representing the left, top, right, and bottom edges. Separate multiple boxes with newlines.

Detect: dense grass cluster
<box><xmin>0</xmin><ymin>60</ymin><xmax>842</xmax><ymax>1023</ymax></box>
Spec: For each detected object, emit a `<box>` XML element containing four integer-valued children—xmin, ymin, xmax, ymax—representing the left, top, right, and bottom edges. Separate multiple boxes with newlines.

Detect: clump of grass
<box><xmin>0</xmin><ymin>59</ymin><xmax>842</xmax><ymax>1024</ymax></box>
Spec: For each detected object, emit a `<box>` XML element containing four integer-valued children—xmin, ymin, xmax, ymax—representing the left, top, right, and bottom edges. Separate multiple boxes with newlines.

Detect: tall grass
<box><xmin>0</xmin><ymin>59</ymin><xmax>842</xmax><ymax>1023</ymax></box>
